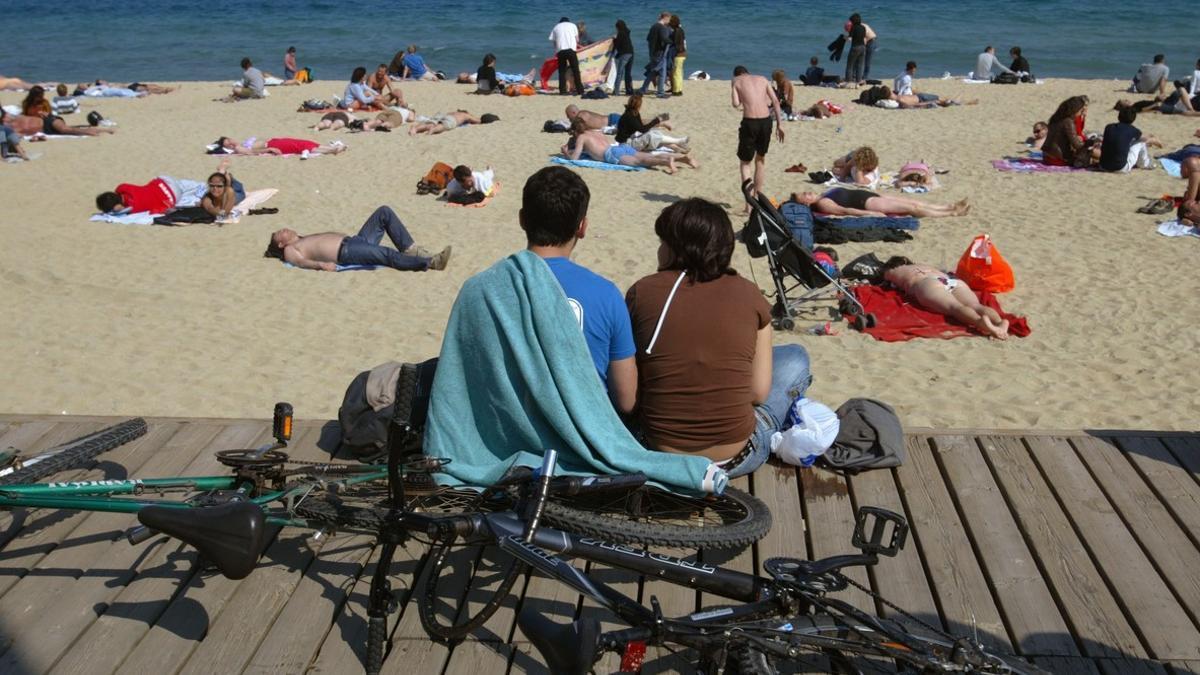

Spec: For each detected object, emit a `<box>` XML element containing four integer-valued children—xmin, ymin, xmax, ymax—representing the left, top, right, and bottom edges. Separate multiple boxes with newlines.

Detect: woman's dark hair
<box><xmin>482</xmin><ymin>53</ymin><xmax>496</xmax><ymax>66</ymax></box>
<box><xmin>882</xmin><ymin>256</ymin><xmax>913</xmax><ymax>271</ymax></box>
<box><xmin>1010</xmin><ymin>46</ymin><xmax>1022</xmax><ymax>56</ymax></box>
<box><xmin>21</xmin><ymin>86</ymin><xmax>46</xmax><ymax>114</ymax></box>
<box><xmin>521</xmin><ymin>166</ymin><xmax>590</xmax><ymax>247</ymax></box>
<box><xmin>668</xmin><ymin>14</ymin><xmax>680</xmax><ymax>28</ymax></box>
<box><xmin>1048</xmin><ymin>96</ymin><xmax>1087</xmax><ymax>125</ymax></box>
<box><xmin>849</xmin><ymin>13</ymin><xmax>862</xmax><ymax>25</ymax></box>
<box><xmin>615</xmin><ymin>19</ymin><xmax>628</xmax><ymax>34</ymax></box>
<box><xmin>351</xmin><ymin>67</ymin><xmax>367</xmax><ymax>83</ymax></box>
<box><xmin>625</xmin><ymin>93</ymin><xmax>643</xmax><ymax>112</ymax></box>
<box><xmin>208</xmin><ymin>136</ymin><xmax>232</xmax><ymax>154</ymax></box>
<box><xmin>206</xmin><ymin>172</ymin><xmax>228</xmax><ymax>188</ymax></box>
<box><xmin>654</xmin><ymin>198</ymin><xmax>735</xmax><ymax>282</ymax></box>
<box><xmin>96</xmin><ymin>191</ymin><xmax>123</xmax><ymax>213</ymax></box>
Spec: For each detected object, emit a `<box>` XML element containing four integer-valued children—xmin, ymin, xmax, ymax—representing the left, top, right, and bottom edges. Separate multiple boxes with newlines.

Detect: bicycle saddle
<box><xmin>517</xmin><ymin>607</ymin><xmax>600</xmax><ymax>675</ymax></box>
<box><xmin>138</xmin><ymin>501</ymin><xmax>267</xmax><ymax>580</ymax></box>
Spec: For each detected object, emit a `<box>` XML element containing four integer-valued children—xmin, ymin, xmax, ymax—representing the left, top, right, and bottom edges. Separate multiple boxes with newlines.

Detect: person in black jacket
<box><xmin>613</xmin><ymin>20</ymin><xmax>635</xmax><ymax>95</ymax></box>
<box><xmin>476</xmin><ymin>53</ymin><xmax>498</xmax><ymax>93</ymax></box>
<box><xmin>615</xmin><ymin>93</ymin><xmax>666</xmax><ymax>143</ymax></box>
<box><xmin>639</xmin><ymin>12</ymin><xmax>672</xmax><ymax>98</ymax></box>
<box><xmin>1009</xmin><ymin>47</ymin><xmax>1033</xmax><ymax>79</ymax></box>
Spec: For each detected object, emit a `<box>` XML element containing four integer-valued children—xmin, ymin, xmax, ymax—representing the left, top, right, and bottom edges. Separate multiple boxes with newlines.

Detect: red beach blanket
<box><xmin>846</xmin><ymin>285</ymin><xmax>1031</xmax><ymax>342</ymax></box>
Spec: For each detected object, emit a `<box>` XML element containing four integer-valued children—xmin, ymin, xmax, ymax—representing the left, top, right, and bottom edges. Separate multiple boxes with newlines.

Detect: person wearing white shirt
<box><xmin>446</xmin><ymin>165</ymin><xmax>496</xmax><ymax>203</ymax></box>
<box><xmin>972</xmin><ymin>46</ymin><xmax>1013</xmax><ymax>81</ymax></box>
<box><xmin>549</xmin><ymin>16</ymin><xmax>583</xmax><ymax>95</ymax></box>
<box><xmin>894</xmin><ymin>61</ymin><xmax>940</xmax><ymax>103</ymax></box>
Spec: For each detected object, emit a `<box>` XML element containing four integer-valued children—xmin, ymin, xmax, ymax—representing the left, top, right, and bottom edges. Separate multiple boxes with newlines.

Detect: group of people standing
<box><xmin>552</xmin><ymin>12</ymin><xmax>688</xmax><ymax>98</ymax></box>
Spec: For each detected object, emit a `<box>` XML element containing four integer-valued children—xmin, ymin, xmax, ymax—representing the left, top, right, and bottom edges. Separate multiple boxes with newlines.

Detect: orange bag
<box><xmin>955</xmin><ymin>234</ymin><xmax>1014</xmax><ymax>293</ymax></box>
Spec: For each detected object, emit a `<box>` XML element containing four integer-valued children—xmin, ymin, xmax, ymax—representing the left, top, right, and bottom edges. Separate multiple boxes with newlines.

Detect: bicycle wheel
<box><xmin>541</xmin><ymin>485</ymin><xmax>771</xmax><ymax>550</ymax></box>
<box><xmin>293</xmin><ymin>478</ymin><xmax>510</xmax><ymax>532</ymax></box>
<box><xmin>416</xmin><ymin>535</ymin><xmax>526</xmax><ymax>641</ymax></box>
<box><xmin>734</xmin><ymin>614</ymin><xmax>1051</xmax><ymax>675</ymax></box>
<box><xmin>0</xmin><ymin>418</ymin><xmax>148</xmax><ymax>486</ymax></box>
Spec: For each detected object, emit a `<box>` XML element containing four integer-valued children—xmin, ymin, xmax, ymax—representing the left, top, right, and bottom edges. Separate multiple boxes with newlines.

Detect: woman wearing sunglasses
<box><xmin>200</xmin><ymin>159</ymin><xmax>247</xmax><ymax>219</ymax></box>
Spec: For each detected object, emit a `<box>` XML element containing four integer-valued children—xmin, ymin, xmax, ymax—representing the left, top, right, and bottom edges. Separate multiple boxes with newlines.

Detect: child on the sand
<box><xmin>882</xmin><ymin>256</ymin><xmax>1009</xmax><ymax>339</ymax></box>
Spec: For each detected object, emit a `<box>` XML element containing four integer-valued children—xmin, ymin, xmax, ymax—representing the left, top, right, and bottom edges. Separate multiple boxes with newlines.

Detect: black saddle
<box><xmin>517</xmin><ymin>608</ymin><xmax>601</xmax><ymax>675</ymax></box>
<box><xmin>138</xmin><ymin>501</ymin><xmax>267</xmax><ymax>579</ymax></box>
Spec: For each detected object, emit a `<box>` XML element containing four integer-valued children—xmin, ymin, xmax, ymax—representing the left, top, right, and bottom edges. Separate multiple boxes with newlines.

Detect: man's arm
<box><xmin>607</xmin><ymin>357</ymin><xmax>637</xmax><ymax>415</ymax></box>
<box><xmin>731</xmin><ymin>81</ymin><xmax>741</xmax><ymax>109</ymax></box>
<box><xmin>283</xmin><ymin>246</ymin><xmax>335</xmax><ymax>271</ymax></box>
<box><xmin>568</xmin><ymin>139</ymin><xmax>585</xmax><ymax>160</ymax></box>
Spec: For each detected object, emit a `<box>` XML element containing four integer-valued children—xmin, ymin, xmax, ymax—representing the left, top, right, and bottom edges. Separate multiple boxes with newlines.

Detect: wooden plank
<box><xmin>1033</xmin><ymin>656</ymin><xmax>1102</xmax><ymax>674</ymax></box>
<box><xmin>0</xmin><ymin>422</ymin><xmax>206</xmax><ymax>673</ymax></box>
<box><xmin>1117</xmin><ymin>437</ymin><xmax>1200</xmax><ymax>548</ymax></box>
<box><xmin>847</xmin><ymin>464</ymin><xmax>942</xmax><ymax>632</ymax></box>
<box><xmin>754</xmin><ymin>463</ymin><xmax>806</xmax><ymax>565</ymax></box>
<box><xmin>1161</xmin><ymin>436</ymin><xmax>1200</xmax><ymax>479</ymax></box>
<box><xmin>980</xmin><ymin>435</ymin><xmax>1146</xmax><ymax>659</ymax></box>
<box><xmin>1097</xmin><ymin>658</ymin><xmax>1171</xmax><ymax>674</ymax></box>
<box><xmin>1053</xmin><ymin>435</ymin><xmax>1200</xmax><ymax>659</ymax></box>
<box><xmin>370</xmin><ymin>539</ymin><xmax>468</xmax><ymax>674</ymax></box>
<box><xmin>801</xmin><ymin>465</ymin><xmax>874</xmax><ymax>612</ymax></box>
<box><xmin>439</xmin><ymin>544</ymin><xmax>525</xmax><ymax>675</ymax></box>
<box><xmin>933</xmin><ymin>435</ymin><xmax>1076</xmax><ymax>656</ymax></box>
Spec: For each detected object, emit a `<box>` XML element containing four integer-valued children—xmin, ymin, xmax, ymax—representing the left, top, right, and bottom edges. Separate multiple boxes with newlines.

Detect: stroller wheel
<box><xmin>777</xmin><ymin>317</ymin><xmax>796</xmax><ymax>332</ymax></box>
<box><xmin>865</xmin><ymin>313</ymin><xmax>877</xmax><ymax>328</ymax></box>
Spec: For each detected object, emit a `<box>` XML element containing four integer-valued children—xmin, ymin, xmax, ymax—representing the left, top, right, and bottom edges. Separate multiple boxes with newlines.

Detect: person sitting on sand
<box><xmin>200</xmin><ymin>159</ymin><xmax>247</xmax><ymax>218</ymax></box>
<box><xmin>893</xmin><ymin>61</ymin><xmax>942</xmax><ymax>104</ymax></box>
<box><xmin>263</xmin><ymin>206</ymin><xmax>450</xmax><ymax>272</ymax></box>
<box><xmin>887</xmin><ymin>88</ymin><xmax>976</xmax><ymax>109</ymax></box>
<box><xmin>407</xmin><ymin>110</ymin><xmax>494</xmax><ymax>136</ymax></box>
<box><xmin>22</xmin><ymin>86</ymin><xmax>115</xmax><ymax>137</ymax></box>
<box><xmin>1009</xmin><ymin>47</ymin><xmax>1032</xmax><ymax>80</ymax></box>
<box><xmin>1098</xmin><ymin>108</ymin><xmax>1162</xmax><ymax>173</ymax></box>
<box><xmin>972</xmin><ymin>46</ymin><xmax>1014</xmax><ymax>81</ymax></box>
<box><xmin>625</xmin><ymin>197</ymin><xmax>812</xmax><ymax>476</ymax></box>
<box><xmin>366</xmin><ymin>64</ymin><xmax>405</xmax><ymax>106</ymax></box>
<box><xmin>209</xmin><ymin>136</ymin><xmax>345</xmax><ymax>156</ymax></box>
<box><xmin>475</xmin><ymin>53</ymin><xmax>499</xmax><ymax>94</ymax></box>
<box><xmin>95</xmin><ymin>160</ymin><xmax>235</xmax><ymax>214</ymax></box>
<box><xmin>340</xmin><ymin>67</ymin><xmax>383</xmax><ymax>111</ymax></box>
<box><xmin>566</xmin><ymin>105</ymin><xmax>618</xmax><ymax>131</ymax></box>
<box><xmin>1027</xmin><ymin>121</ymin><xmax>1048</xmax><ymax>149</ymax></box>
<box><xmin>1042</xmin><ymin>95</ymin><xmax>1098</xmax><ymax>167</ymax></box>
<box><xmin>0</xmin><ymin>109</ymin><xmax>30</xmax><ymax>162</ymax></box>
<box><xmin>790</xmin><ymin>188</ymin><xmax>969</xmax><ymax>218</ymax></box>
<box><xmin>563</xmin><ymin>118</ymin><xmax>697</xmax><ymax>173</ymax></box>
<box><xmin>51</xmin><ymin>84</ymin><xmax>79</xmax><ymax>114</ymax></box>
<box><xmin>1131</xmin><ymin>54</ymin><xmax>1170</xmax><ymax>96</ymax></box>
<box><xmin>771</xmin><ymin>70</ymin><xmax>795</xmax><ymax>118</ymax></box>
<box><xmin>882</xmin><ymin>256</ymin><xmax>1009</xmax><ymax>339</ymax></box>
<box><xmin>445</xmin><ymin>164</ymin><xmax>496</xmax><ymax>203</ymax></box>
<box><xmin>831</xmin><ymin>146</ymin><xmax>880</xmax><ymax>186</ymax></box>
<box><xmin>802</xmin><ymin>57</ymin><xmax>825</xmax><ymax>86</ymax></box>
<box><xmin>233</xmin><ymin>58</ymin><xmax>266</xmax><ymax>99</ymax></box>
<box><xmin>615</xmin><ymin>93</ymin><xmax>670</xmax><ymax>143</ymax></box>
<box><xmin>401</xmin><ymin>45</ymin><xmax>438</xmax><ymax>81</ymax></box>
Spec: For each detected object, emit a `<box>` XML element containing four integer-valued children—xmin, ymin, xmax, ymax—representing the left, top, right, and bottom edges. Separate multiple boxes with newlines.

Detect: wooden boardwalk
<box><xmin>1</xmin><ymin>414</ymin><xmax>1199</xmax><ymax>674</ymax></box>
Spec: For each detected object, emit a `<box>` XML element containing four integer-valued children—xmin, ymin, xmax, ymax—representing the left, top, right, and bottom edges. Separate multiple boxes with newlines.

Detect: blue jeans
<box><xmin>863</xmin><ymin>39</ymin><xmax>877</xmax><ymax>80</ymax></box>
<box><xmin>614</xmin><ymin>53</ymin><xmax>634</xmax><ymax>95</ymax></box>
<box><xmin>0</xmin><ymin>125</ymin><xmax>18</xmax><ymax>158</ymax></box>
<box><xmin>917</xmin><ymin>92</ymin><xmax>939</xmax><ymax>103</ymax></box>
<box><xmin>230</xmin><ymin>177</ymin><xmax>246</xmax><ymax>204</ymax></box>
<box><xmin>640</xmin><ymin>51</ymin><xmax>669</xmax><ymax>96</ymax></box>
<box><xmin>337</xmin><ymin>206</ymin><xmax>428</xmax><ymax>270</ymax></box>
<box><xmin>845</xmin><ymin>45</ymin><xmax>866</xmax><ymax>83</ymax></box>
<box><xmin>724</xmin><ymin>344</ymin><xmax>813</xmax><ymax>477</ymax></box>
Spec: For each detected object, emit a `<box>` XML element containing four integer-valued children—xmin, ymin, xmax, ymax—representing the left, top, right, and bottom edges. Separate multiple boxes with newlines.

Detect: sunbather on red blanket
<box><xmin>869</xmin><ymin>256</ymin><xmax>1025</xmax><ymax>340</ymax></box>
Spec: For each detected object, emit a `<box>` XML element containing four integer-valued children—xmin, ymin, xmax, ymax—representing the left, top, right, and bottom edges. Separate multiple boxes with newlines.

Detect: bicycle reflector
<box><xmin>852</xmin><ymin>506</ymin><xmax>909</xmax><ymax>557</ymax></box>
<box><xmin>273</xmin><ymin>403</ymin><xmax>294</xmax><ymax>443</ymax></box>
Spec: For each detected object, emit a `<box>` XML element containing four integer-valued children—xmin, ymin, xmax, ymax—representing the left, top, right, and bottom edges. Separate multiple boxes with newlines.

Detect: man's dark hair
<box><xmin>906</xmin><ymin>61</ymin><xmax>917</xmax><ymax>71</ymax></box>
<box><xmin>96</xmin><ymin>191</ymin><xmax>123</xmax><ymax>213</ymax></box>
<box><xmin>559</xmin><ymin>16</ymin><xmax>569</xmax><ymax>22</ymax></box>
<box><xmin>1154</xmin><ymin>54</ymin><xmax>1165</xmax><ymax>64</ymax></box>
<box><xmin>287</xmin><ymin>46</ymin><xmax>296</xmax><ymax>53</ymax></box>
<box><xmin>654</xmin><ymin>198</ymin><xmax>735</xmax><ymax>283</ymax></box>
<box><xmin>1118</xmin><ymin>107</ymin><xmax>1137</xmax><ymax>124</ymax></box>
<box><xmin>733</xmin><ymin>65</ymin><xmax>749</xmax><ymax>77</ymax></box>
<box><xmin>984</xmin><ymin>45</ymin><xmax>993</xmax><ymax>52</ymax></box>
<box><xmin>452</xmin><ymin>164</ymin><xmax>472</xmax><ymax>180</ymax></box>
<box><xmin>240</xmin><ymin>57</ymin><xmax>252</xmax><ymax>69</ymax></box>
<box><xmin>264</xmin><ymin>237</ymin><xmax>284</xmax><ymax>259</ymax></box>
<box><xmin>521</xmin><ymin>166</ymin><xmax>589</xmax><ymax>247</ymax></box>
<box><xmin>810</xmin><ymin>56</ymin><xmax>819</xmax><ymax>66</ymax></box>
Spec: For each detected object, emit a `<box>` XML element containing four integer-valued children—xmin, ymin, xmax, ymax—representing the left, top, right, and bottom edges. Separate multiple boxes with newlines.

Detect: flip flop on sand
<box><xmin>785</xmin><ymin>163</ymin><xmax>807</xmax><ymax>173</ymax></box>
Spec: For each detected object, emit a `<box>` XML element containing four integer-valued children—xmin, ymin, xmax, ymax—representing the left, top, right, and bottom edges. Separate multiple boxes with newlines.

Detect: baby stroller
<box><xmin>739</xmin><ymin>180</ymin><xmax>873</xmax><ymax>331</ymax></box>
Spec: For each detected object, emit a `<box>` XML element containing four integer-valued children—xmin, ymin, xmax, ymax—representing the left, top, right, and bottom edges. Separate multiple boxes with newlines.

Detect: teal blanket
<box><xmin>425</xmin><ymin>251</ymin><xmax>726</xmax><ymax>494</ymax></box>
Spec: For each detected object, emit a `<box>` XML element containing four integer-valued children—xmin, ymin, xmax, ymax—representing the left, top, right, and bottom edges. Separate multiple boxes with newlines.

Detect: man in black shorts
<box><xmin>731</xmin><ymin>65</ymin><xmax>785</xmax><ymax>211</ymax></box>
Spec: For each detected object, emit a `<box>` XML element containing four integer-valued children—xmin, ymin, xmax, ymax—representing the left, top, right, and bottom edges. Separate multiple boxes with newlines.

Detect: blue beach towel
<box><xmin>1160</xmin><ymin>158</ymin><xmax>1183</xmax><ymax>178</ymax></box>
<box><xmin>425</xmin><ymin>251</ymin><xmax>726</xmax><ymax>494</ymax></box>
<box><xmin>282</xmin><ymin>262</ymin><xmax>377</xmax><ymax>271</ymax></box>
<box><xmin>551</xmin><ymin>156</ymin><xmax>645</xmax><ymax>172</ymax></box>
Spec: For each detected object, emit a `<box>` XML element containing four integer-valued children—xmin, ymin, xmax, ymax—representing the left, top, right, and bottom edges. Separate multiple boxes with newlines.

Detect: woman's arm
<box><xmin>750</xmin><ymin>325</ymin><xmax>773</xmax><ymax>405</ymax></box>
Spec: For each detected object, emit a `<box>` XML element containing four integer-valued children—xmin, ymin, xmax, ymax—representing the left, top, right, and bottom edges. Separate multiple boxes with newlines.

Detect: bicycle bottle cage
<box><xmin>851</xmin><ymin>506</ymin><xmax>909</xmax><ymax>557</ymax></box>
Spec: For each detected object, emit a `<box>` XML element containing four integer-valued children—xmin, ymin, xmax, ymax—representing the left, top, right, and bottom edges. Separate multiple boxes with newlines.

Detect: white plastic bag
<box><xmin>770</xmin><ymin>398</ymin><xmax>840</xmax><ymax>467</ymax></box>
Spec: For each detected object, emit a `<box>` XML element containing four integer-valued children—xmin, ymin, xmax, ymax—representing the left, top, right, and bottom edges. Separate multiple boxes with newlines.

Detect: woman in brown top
<box><xmin>625</xmin><ymin>198</ymin><xmax>812</xmax><ymax>477</ymax></box>
<box><xmin>1042</xmin><ymin>95</ymin><xmax>1098</xmax><ymax>167</ymax></box>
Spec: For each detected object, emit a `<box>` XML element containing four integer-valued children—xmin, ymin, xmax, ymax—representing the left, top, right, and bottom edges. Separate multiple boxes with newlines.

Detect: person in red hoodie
<box><xmin>94</xmin><ymin>160</ymin><xmax>243</xmax><ymax>214</ymax></box>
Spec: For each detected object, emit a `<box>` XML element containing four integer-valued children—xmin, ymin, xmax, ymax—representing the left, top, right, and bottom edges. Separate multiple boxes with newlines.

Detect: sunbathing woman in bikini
<box><xmin>790</xmin><ymin>188</ymin><xmax>968</xmax><ymax>218</ymax></box>
<box><xmin>882</xmin><ymin>256</ymin><xmax>1009</xmax><ymax>339</ymax></box>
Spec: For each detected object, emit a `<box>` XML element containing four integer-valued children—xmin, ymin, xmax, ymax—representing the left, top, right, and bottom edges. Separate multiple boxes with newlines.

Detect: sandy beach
<box><xmin>2</xmin><ymin>76</ymin><xmax>1198</xmax><ymax>431</ymax></box>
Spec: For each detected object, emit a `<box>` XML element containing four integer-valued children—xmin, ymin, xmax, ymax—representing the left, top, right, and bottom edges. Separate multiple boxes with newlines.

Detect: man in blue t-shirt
<box><xmin>401</xmin><ymin>44</ymin><xmax>437</xmax><ymax>81</ymax></box>
<box><xmin>520</xmin><ymin>166</ymin><xmax>637</xmax><ymax>414</ymax></box>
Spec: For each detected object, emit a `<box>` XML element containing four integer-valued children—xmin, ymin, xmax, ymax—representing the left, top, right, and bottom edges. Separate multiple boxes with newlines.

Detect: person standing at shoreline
<box><xmin>613</xmin><ymin>20</ymin><xmax>635</xmax><ymax>96</ymax></box>
<box><xmin>731</xmin><ymin>66</ymin><xmax>785</xmax><ymax>209</ymax></box>
<box><xmin>669</xmin><ymin>14</ymin><xmax>686</xmax><ymax>96</ymax></box>
<box><xmin>640</xmin><ymin>12</ymin><xmax>672</xmax><ymax>98</ymax></box>
<box><xmin>283</xmin><ymin>47</ymin><xmax>298</xmax><ymax>81</ymax></box>
<box><xmin>549</xmin><ymin>16</ymin><xmax>583</xmax><ymax>95</ymax></box>
<box><xmin>859</xmin><ymin>16</ymin><xmax>878</xmax><ymax>81</ymax></box>
<box><xmin>843</xmin><ymin>14</ymin><xmax>867</xmax><ymax>85</ymax></box>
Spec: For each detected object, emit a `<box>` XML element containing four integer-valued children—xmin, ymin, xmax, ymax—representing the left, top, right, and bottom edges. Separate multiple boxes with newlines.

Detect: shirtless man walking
<box><xmin>562</xmin><ymin>118</ymin><xmax>696</xmax><ymax>174</ymax></box>
<box><xmin>264</xmin><ymin>205</ymin><xmax>451</xmax><ymax>271</ymax></box>
<box><xmin>731</xmin><ymin>65</ymin><xmax>785</xmax><ymax>210</ymax></box>
<box><xmin>882</xmin><ymin>257</ymin><xmax>1008</xmax><ymax>339</ymax></box>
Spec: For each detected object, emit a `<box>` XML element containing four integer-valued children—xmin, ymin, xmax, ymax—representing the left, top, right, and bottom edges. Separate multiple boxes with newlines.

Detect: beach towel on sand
<box><xmin>845</xmin><ymin>284</ymin><xmax>1030</xmax><ymax>342</ymax></box>
<box><xmin>991</xmin><ymin>157</ymin><xmax>1088</xmax><ymax>173</ymax></box>
<box><xmin>425</xmin><ymin>251</ymin><xmax>726</xmax><ymax>494</ymax></box>
<box><xmin>551</xmin><ymin>156</ymin><xmax>645</xmax><ymax>172</ymax></box>
<box><xmin>1159</xmin><ymin>158</ymin><xmax>1183</xmax><ymax>178</ymax></box>
<box><xmin>283</xmin><ymin>262</ymin><xmax>377</xmax><ymax>271</ymax></box>
<box><xmin>1157</xmin><ymin>220</ymin><xmax>1200</xmax><ymax>238</ymax></box>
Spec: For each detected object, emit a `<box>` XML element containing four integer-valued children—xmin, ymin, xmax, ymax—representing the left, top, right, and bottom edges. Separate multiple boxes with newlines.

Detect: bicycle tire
<box><xmin>366</xmin><ymin>615</ymin><xmax>386</xmax><ymax>675</ymax></box>
<box><xmin>293</xmin><ymin>480</ymin><xmax>507</xmax><ymax>531</ymax></box>
<box><xmin>0</xmin><ymin>418</ymin><xmax>148</xmax><ymax>486</ymax></box>
<box><xmin>734</xmin><ymin>614</ymin><xmax>1051</xmax><ymax>675</ymax></box>
<box><xmin>416</xmin><ymin>537</ymin><xmax>526</xmax><ymax>641</ymax></box>
<box><xmin>541</xmin><ymin>485</ymin><xmax>771</xmax><ymax>550</ymax></box>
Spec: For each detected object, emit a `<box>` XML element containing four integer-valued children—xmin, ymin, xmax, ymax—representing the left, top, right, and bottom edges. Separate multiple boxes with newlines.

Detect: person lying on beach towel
<box><xmin>311</xmin><ymin>109</ymin><xmax>406</xmax><ymax>132</ymax></box>
<box><xmin>445</xmin><ymin>164</ymin><xmax>496</xmax><ymax>204</ymax></box>
<box><xmin>208</xmin><ymin>136</ymin><xmax>345</xmax><ymax>156</ymax></box>
<box><xmin>800</xmin><ymin>99</ymin><xmax>843</xmax><ymax>119</ymax></box>
<box><xmin>562</xmin><ymin>118</ymin><xmax>697</xmax><ymax>174</ymax></box>
<box><xmin>790</xmin><ymin>187</ymin><xmax>967</xmax><ymax>218</ymax></box>
<box><xmin>566</xmin><ymin>105</ymin><xmax>618</xmax><ymax>131</ymax></box>
<box><xmin>263</xmin><ymin>206</ymin><xmax>450</xmax><ymax>271</ymax></box>
<box><xmin>408</xmin><ymin>110</ymin><xmax>496</xmax><ymax>136</ymax></box>
<box><xmin>95</xmin><ymin>159</ymin><xmax>238</xmax><ymax>214</ymax></box>
<box><xmin>880</xmin><ymin>256</ymin><xmax>1015</xmax><ymax>340</ymax></box>
<box><xmin>0</xmin><ymin>75</ymin><xmax>37</xmax><ymax>91</ymax></box>
<box><xmin>831</xmin><ymin>146</ymin><xmax>879</xmax><ymax>186</ymax></box>
<box><xmin>21</xmin><ymin>87</ymin><xmax>116</xmax><ymax>137</ymax></box>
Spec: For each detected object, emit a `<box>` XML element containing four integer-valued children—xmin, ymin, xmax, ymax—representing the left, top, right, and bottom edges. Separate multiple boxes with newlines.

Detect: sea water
<box><xmin>4</xmin><ymin>0</ymin><xmax>1195</xmax><ymax>82</ymax></box>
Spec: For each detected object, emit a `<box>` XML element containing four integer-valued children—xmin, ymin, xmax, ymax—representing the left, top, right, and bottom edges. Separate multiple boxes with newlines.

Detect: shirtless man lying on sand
<box><xmin>408</xmin><ymin>110</ymin><xmax>495</xmax><ymax>136</ymax></box>
<box><xmin>562</xmin><ymin>118</ymin><xmax>697</xmax><ymax>174</ymax></box>
<box><xmin>565</xmin><ymin>105</ymin><xmax>616</xmax><ymax>130</ymax></box>
<box><xmin>264</xmin><ymin>206</ymin><xmax>451</xmax><ymax>271</ymax></box>
<box><xmin>883</xmin><ymin>256</ymin><xmax>1010</xmax><ymax>339</ymax></box>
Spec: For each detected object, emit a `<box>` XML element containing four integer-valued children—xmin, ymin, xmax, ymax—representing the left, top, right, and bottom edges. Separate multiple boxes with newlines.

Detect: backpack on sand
<box><xmin>417</xmin><ymin>162</ymin><xmax>454</xmax><ymax>195</ymax></box>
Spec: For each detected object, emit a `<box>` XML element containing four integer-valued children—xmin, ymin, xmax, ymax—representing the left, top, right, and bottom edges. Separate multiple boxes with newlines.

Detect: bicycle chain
<box><xmin>836</xmin><ymin>572</ymin><xmax>955</xmax><ymax>641</ymax></box>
